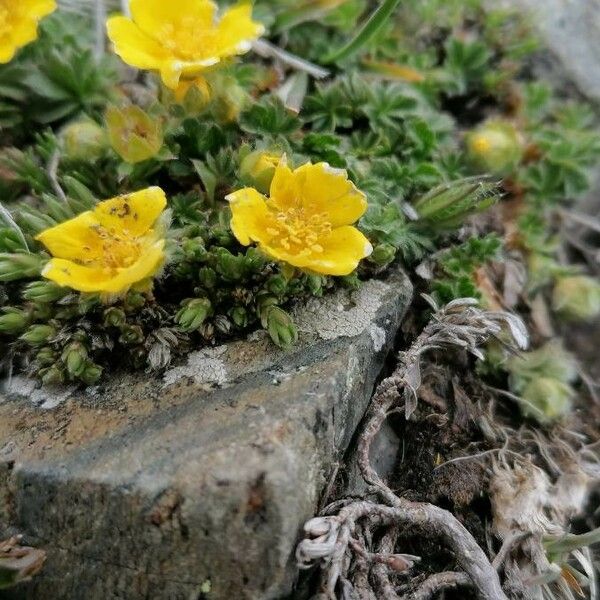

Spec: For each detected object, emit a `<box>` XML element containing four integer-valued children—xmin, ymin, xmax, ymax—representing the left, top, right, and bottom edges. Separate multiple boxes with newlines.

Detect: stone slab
<box><xmin>0</xmin><ymin>268</ymin><xmax>412</xmax><ymax>600</ymax></box>
<box><xmin>494</xmin><ymin>0</ymin><xmax>600</xmax><ymax>103</ymax></box>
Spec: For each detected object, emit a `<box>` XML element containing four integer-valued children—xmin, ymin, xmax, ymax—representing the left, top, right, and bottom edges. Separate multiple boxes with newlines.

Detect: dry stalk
<box><xmin>297</xmin><ymin>297</ymin><xmax>529</xmax><ymax>600</ymax></box>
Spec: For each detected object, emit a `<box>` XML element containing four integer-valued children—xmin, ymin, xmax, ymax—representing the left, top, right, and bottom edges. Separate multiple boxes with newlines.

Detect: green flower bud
<box><xmin>80</xmin><ymin>362</ymin><xmax>103</xmax><ymax>386</ymax></box>
<box><xmin>413</xmin><ymin>178</ymin><xmax>498</xmax><ymax>229</ymax></box>
<box><xmin>369</xmin><ymin>243</ymin><xmax>396</xmax><ymax>267</ymax></box>
<box><xmin>182</xmin><ymin>238</ymin><xmax>208</xmax><ymax>262</ymax></box>
<box><xmin>267</xmin><ymin>274</ymin><xmax>288</xmax><ymax>296</ymax></box>
<box><xmin>123</xmin><ymin>291</ymin><xmax>146</xmax><ymax>313</ymax></box>
<box><xmin>23</xmin><ymin>280</ymin><xmax>68</xmax><ymax>303</ymax></box>
<box><xmin>20</xmin><ymin>324</ymin><xmax>56</xmax><ymax>346</ymax></box>
<box><xmin>306</xmin><ymin>274</ymin><xmax>325</xmax><ymax>296</ymax></box>
<box><xmin>244</xmin><ymin>247</ymin><xmax>267</xmax><ymax>272</ymax></box>
<box><xmin>230</xmin><ymin>306</ymin><xmax>249</xmax><ymax>328</ymax></box>
<box><xmin>41</xmin><ymin>365</ymin><xmax>65</xmax><ymax>386</ymax></box>
<box><xmin>173</xmin><ymin>77</ymin><xmax>211</xmax><ymax>114</ymax></box>
<box><xmin>240</xmin><ymin>150</ymin><xmax>281</xmax><ymax>194</ymax></box>
<box><xmin>103</xmin><ymin>307</ymin><xmax>127</xmax><ymax>328</ymax></box>
<box><xmin>214</xmin><ymin>248</ymin><xmax>245</xmax><ymax>282</ymax></box>
<box><xmin>0</xmin><ymin>308</ymin><xmax>29</xmax><ymax>334</ymax></box>
<box><xmin>210</xmin><ymin>75</ymin><xmax>248</xmax><ymax>124</ymax></box>
<box><xmin>36</xmin><ymin>347</ymin><xmax>57</xmax><ymax>367</ymax></box>
<box><xmin>264</xmin><ymin>306</ymin><xmax>298</xmax><ymax>349</ymax></box>
<box><xmin>105</xmin><ymin>105</ymin><xmax>163</xmax><ymax>164</ymax></box>
<box><xmin>61</xmin><ymin>120</ymin><xmax>107</xmax><ymax>161</ymax></box>
<box><xmin>465</xmin><ymin>120</ymin><xmax>524</xmax><ymax>174</ymax></box>
<box><xmin>520</xmin><ymin>377</ymin><xmax>573</xmax><ymax>423</ymax></box>
<box><xmin>198</xmin><ymin>267</ymin><xmax>218</xmax><ymax>289</ymax></box>
<box><xmin>119</xmin><ymin>324</ymin><xmax>145</xmax><ymax>346</ymax></box>
<box><xmin>0</xmin><ymin>253</ymin><xmax>44</xmax><ymax>282</ymax></box>
<box><xmin>256</xmin><ymin>293</ymin><xmax>279</xmax><ymax>327</ymax></box>
<box><xmin>61</xmin><ymin>342</ymin><xmax>88</xmax><ymax>378</ymax></box>
<box><xmin>176</xmin><ymin>298</ymin><xmax>213</xmax><ymax>331</ymax></box>
<box><xmin>552</xmin><ymin>275</ymin><xmax>600</xmax><ymax>321</ymax></box>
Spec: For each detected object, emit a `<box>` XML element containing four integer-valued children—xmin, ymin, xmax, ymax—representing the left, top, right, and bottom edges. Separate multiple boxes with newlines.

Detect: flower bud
<box><xmin>214</xmin><ymin>248</ymin><xmax>245</xmax><ymax>282</ymax></box>
<box><xmin>465</xmin><ymin>120</ymin><xmax>524</xmax><ymax>174</ymax></box>
<box><xmin>230</xmin><ymin>306</ymin><xmax>248</xmax><ymax>328</ymax></box>
<box><xmin>173</xmin><ymin>77</ymin><xmax>211</xmax><ymax>114</ymax></box>
<box><xmin>182</xmin><ymin>238</ymin><xmax>208</xmax><ymax>262</ymax></box>
<box><xmin>369</xmin><ymin>243</ymin><xmax>396</xmax><ymax>267</ymax></box>
<box><xmin>36</xmin><ymin>347</ymin><xmax>57</xmax><ymax>367</ymax></box>
<box><xmin>520</xmin><ymin>377</ymin><xmax>573</xmax><ymax>423</ymax></box>
<box><xmin>0</xmin><ymin>308</ymin><xmax>29</xmax><ymax>334</ymax></box>
<box><xmin>61</xmin><ymin>342</ymin><xmax>88</xmax><ymax>378</ymax></box>
<box><xmin>123</xmin><ymin>291</ymin><xmax>146</xmax><ymax>313</ymax></box>
<box><xmin>214</xmin><ymin>315</ymin><xmax>232</xmax><ymax>334</ymax></box>
<box><xmin>23</xmin><ymin>280</ymin><xmax>68</xmax><ymax>303</ymax></box>
<box><xmin>105</xmin><ymin>105</ymin><xmax>163</xmax><ymax>164</ymax></box>
<box><xmin>264</xmin><ymin>306</ymin><xmax>298</xmax><ymax>349</ymax></box>
<box><xmin>0</xmin><ymin>253</ymin><xmax>44</xmax><ymax>282</ymax></box>
<box><xmin>552</xmin><ymin>275</ymin><xmax>600</xmax><ymax>321</ymax></box>
<box><xmin>198</xmin><ymin>267</ymin><xmax>217</xmax><ymax>289</ymax></box>
<box><xmin>210</xmin><ymin>75</ymin><xmax>248</xmax><ymax>124</ymax></box>
<box><xmin>103</xmin><ymin>307</ymin><xmax>127</xmax><ymax>328</ymax></box>
<box><xmin>20</xmin><ymin>324</ymin><xmax>56</xmax><ymax>346</ymax></box>
<box><xmin>413</xmin><ymin>178</ymin><xmax>498</xmax><ymax>229</ymax></box>
<box><xmin>41</xmin><ymin>365</ymin><xmax>65</xmax><ymax>386</ymax></box>
<box><xmin>306</xmin><ymin>274</ymin><xmax>325</xmax><ymax>296</ymax></box>
<box><xmin>119</xmin><ymin>324</ymin><xmax>145</xmax><ymax>346</ymax></box>
<box><xmin>80</xmin><ymin>362</ymin><xmax>103</xmax><ymax>386</ymax></box>
<box><xmin>61</xmin><ymin>120</ymin><xmax>107</xmax><ymax>161</ymax></box>
<box><xmin>240</xmin><ymin>150</ymin><xmax>281</xmax><ymax>194</ymax></box>
<box><xmin>267</xmin><ymin>274</ymin><xmax>288</xmax><ymax>296</ymax></box>
<box><xmin>176</xmin><ymin>298</ymin><xmax>213</xmax><ymax>331</ymax></box>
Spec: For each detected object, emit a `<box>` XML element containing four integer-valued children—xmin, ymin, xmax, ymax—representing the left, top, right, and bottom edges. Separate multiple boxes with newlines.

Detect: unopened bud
<box><xmin>466</xmin><ymin>120</ymin><xmax>524</xmax><ymax>174</ymax></box>
<box><xmin>61</xmin><ymin>120</ymin><xmax>107</xmax><ymax>161</ymax></box>
<box><xmin>41</xmin><ymin>365</ymin><xmax>64</xmax><ymax>386</ymax></box>
<box><xmin>119</xmin><ymin>324</ymin><xmax>145</xmax><ymax>346</ymax></box>
<box><xmin>61</xmin><ymin>342</ymin><xmax>88</xmax><ymax>377</ymax></box>
<box><xmin>240</xmin><ymin>150</ymin><xmax>281</xmax><ymax>194</ymax></box>
<box><xmin>198</xmin><ymin>267</ymin><xmax>217</xmax><ymax>289</ymax></box>
<box><xmin>182</xmin><ymin>238</ymin><xmax>208</xmax><ymax>262</ymax></box>
<box><xmin>36</xmin><ymin>347</ymin><xmax>57</xmax><ymax>366</ymax></box>
<box><xmin>176</xmin><ymin>298</ymin><xmax>213</xmax><ymax>331</ymax></box>
<box><xmin>521</xmin><ymin>377</ymin><xmax>573</xmax><ymax>423</ymax></box>
<box><xmin>0</xmin><ymin>253</ymin><xmax>44</xmax><ymax>282</ymax></box>
<box><xmin>20</xmin><ymin>324</ymin><xmax>56</xmax><ymax>346</ymax></box>
<box><xmin>23</xmin><ymin>280</ymin><xmax>68</xmax><ymax>303</ymax></box>
<box><xmin>230</xmin><ymin>306</ymin><xmax>249</xmax><ymax>328</ymax></box>
<box><xmin>80</xmin><ymin>362</ymin><xmax>103</xmax><ymax>386</ymax></box>
<box><xmin>173</xmin><ymin>77</ymin><xmax>211</xmax><ymax>114</ymax></box>
<box><xmin>103</xmin><ymin>307</ymin><xmax>127</xmax><ymax>328</ymax></box>
<box><xmin>267</xmin><ymin>274</ymin><xmax>288</xmax><ymax>296</ymax></box>
<box><xmin>369</xmin><ymin>243</ymin><xmax>396</xmax><ymax>267</ymax></box>
<box><xmin>552</xmin><ymin>275</ymin><xmax>600</xmax><ymax>321</ymax></box>
<box><xmin>0</xmin><ymin>308</ymin><xmax>29</xmax><ymax>334</ymax></box>
<box><xmin>264</xmin><ymin>306</ymin><xmax>298</xmax><ymax>349</ymax></box>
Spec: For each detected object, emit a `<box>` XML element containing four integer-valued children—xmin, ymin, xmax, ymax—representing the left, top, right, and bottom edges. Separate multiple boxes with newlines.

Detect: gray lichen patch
<box><xmin>162</xmin><ymin>346</ymin><xmax>229</xmax><ymax>388</ymax></box>
<box><xmin>292</xmin><ymin>279</ymin><xmax>390</xmax><ymax>340</ymax></box>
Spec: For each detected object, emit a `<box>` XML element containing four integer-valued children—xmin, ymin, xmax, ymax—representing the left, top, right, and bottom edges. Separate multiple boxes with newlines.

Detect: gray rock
<box><xmin>0</xmin><ymin>268</ymin><xmax>412</xmax><ymax>600</ymax></box>
<box><xmin>494</xmin><ymin>0</ymin><xmax>600</xmax><ymax>103</ymax></box>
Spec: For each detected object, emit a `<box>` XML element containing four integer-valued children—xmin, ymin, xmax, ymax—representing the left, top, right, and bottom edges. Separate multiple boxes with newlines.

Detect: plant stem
<box><xmin>323</xmin><ymin>0</ymin><xmax>402</xmax><ymax>64</ymax></box>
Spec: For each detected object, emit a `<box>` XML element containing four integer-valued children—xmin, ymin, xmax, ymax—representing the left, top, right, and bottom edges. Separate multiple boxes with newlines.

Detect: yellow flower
<box><xmin>0</xmin><ymin>0</ymin><xmax>56</xmax><ymax>64</ymax></box>
<box><xmin>227</xmin><ymin>159</ymin><xmax>372</xmax><ymax>276</ymax></box>
<box><xmin>105</xmin><ymin>105</ymin><xmax>163</xmax><ymax>164</ymax></box>
<box><xmin>106</xmin><ymin>0</ymin><xmax>265</xmax><ymax>90</ymax></box>
<box><xmin>36</xmin><ymin>187</ymin><xmax>167</xmax><ymax>295</ymax></box>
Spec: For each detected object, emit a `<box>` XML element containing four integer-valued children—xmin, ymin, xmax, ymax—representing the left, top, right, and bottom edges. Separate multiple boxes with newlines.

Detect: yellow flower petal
<box><xmin>35</xmin><ymin>211</ymin><xmax>105</xmax><ymax>261</ymax></box>
<box><xmin>93</xmin><ymin>187</ymin><xmax>167</xmax><ymax>237</ymax></box>
<box><xmin>226</xmin><ymin>187</ymin><xmax>271</xmax><ymax>246</ymax></box>
<box><xmin>307</xmin><ymin>226</ymin><xmax>373</xmax><ymax>276</ymax></box>
<box><xmin>215</xmin><ymin>3</ymin><xmax>265</xmax><ymax>56</ymax></box>
<box><xmin>268</xmin><ymin>158</ymin><xmax>298</xmax><ymax>210</ymax></box>
<box><xmin>294</xmin><ymin>162</ymin><xmax>368</xmax><ymax>227</ymax></box>
<box><xmin>41</xmin><ymin>240</ymin><xmax>165</xmax><ymax>294</ymax></box>
<box><xmin>22</xmin><ymin>0</ymin><xmax>57</xmax><ymax>18</ymax></box>
<box><xmin>130</xmin><ymin>0</ymin><xmax>217</xmax><ymax>38</ymax></box>
<box><xmin>107</xmin><ymin>15</ymin><xmax>170</xmax><ymax>72</ymax></box>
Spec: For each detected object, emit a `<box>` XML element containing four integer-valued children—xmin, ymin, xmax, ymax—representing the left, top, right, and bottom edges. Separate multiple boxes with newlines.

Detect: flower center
<box><xmin>158</xmin><ymin>18</ymin><xmax>220</xmax><ymax>62</ymax></box>
<box><xmin>267</xmin><ymin>208</ymin><xmax>332</xmax><ymax>257</ymax></box>
<box><xmin>85</xmin><ymin>225</ymin><xmax>143</xmax><ymax>273</ymax></box>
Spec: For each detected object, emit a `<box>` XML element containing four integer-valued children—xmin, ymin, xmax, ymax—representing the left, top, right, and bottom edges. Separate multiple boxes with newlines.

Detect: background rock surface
<box><xmin>0</xmin><ymin>269</ymin><xmax>412</xmax><ymax>600</ymax></box>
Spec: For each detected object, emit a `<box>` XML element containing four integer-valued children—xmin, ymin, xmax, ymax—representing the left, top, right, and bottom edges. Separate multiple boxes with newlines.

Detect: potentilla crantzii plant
<box><xmin>0</xmin><ymin>0</ymin><xmax>598</xmax><ymax>404</ymax></box>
